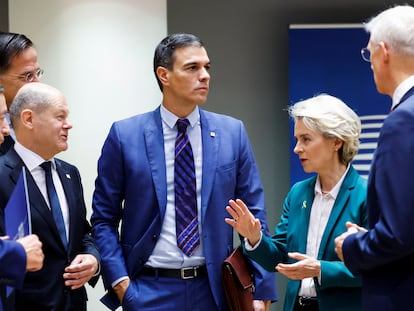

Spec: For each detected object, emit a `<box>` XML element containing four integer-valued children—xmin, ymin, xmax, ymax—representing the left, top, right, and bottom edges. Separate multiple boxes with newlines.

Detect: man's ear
<box><xmin>20</xmin><ymin>109</ymin><xmax>34</xmax><ymax>130</ymax></box>
<box><xmin>156</xmin><ymin>66</ymin><xmax>170</xmax><ymax>87</ymax></box>
<box><xmin>378</xmin><ymin>41</ymin><xmax>390</xmax><ymax>64</ymax></box>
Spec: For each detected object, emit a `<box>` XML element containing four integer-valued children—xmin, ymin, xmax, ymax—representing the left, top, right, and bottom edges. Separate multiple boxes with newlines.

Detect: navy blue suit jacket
<box><xmin>343</xmin><ymin>87</ymin><xmax>414</xmax><ymax>310</ymax></box>
<box><xmin>91</xmin><ymin>106</ymin><xmax>277</xmax><ymax>310</ymax></box>
<box><xmin>0</xmin><ymin>149</ymin><xmax>100</xmax><ymax>311</ymax></box>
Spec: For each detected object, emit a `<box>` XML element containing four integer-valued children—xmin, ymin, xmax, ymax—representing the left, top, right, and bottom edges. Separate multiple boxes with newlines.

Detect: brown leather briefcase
<box><xmin>222</xmin><ymin>247</ymin><xmax>255</xmax><ymax>311</ymax></box>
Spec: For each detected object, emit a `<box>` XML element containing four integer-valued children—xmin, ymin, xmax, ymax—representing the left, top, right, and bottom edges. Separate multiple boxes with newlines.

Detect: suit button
<box><xmin>152</xmin><ymin>235</ymin><xmax>158</xmax><ymax>241</ymax></box>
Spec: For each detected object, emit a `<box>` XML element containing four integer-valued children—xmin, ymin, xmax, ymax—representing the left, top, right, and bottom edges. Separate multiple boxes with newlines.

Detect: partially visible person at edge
<box><xmin>334</xmin><ymin>5</ymin><xmax>414</xmax><ymax>311</ymax></box>
<box><xmin>0</xmin><ymin>83</ymin><xmax>100</xmax><ymax>310</ymax></box>
<box><xmin>0</xmin><ymin>84</ymin><xmax>44</xmax><ymax>311</ymax></box>
<box><xmin>0</xmin><ymin>31</ymin><xmax>42</xmax><ymax>155</ymax></box>
<box><xmin>226</xmin><ymin>94</ymin><xmax>367</xmax><ymax>311</ymax></box>
<box><xmin>91</xmin><ymin>33</ymin><xmax>277</xmax><ymax>311</ymax></box>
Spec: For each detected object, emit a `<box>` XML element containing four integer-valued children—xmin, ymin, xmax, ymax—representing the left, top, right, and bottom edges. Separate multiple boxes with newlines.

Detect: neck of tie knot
<box><xmin>177</xmin><ymin>118</ymin><xmax>190</xmax><ymax>134</ymax></box>
<box><xmin>40</xmin><ymin>161</ymin><xmax>52</xmax><ymax>173</ymax></box>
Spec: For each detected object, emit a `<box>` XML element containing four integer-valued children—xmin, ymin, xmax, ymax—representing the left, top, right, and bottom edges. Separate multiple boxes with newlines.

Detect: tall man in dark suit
<box><xmin>91</xmin><ymin>33</ymin><xmax>277</xmax><ymax>310</ymax></box>
<box><xmin>0</xmin><ymin>82</ymin><xmax>100</xmax><ymax>311</ymax></box>
<box><xmin>334</xmin><ymin>5</ymin><xmax>414</xmax><ymax>311</ymax></box>
<box><xmin>0</xmin><ymin>31</ymin><xmax>42</xmax><ymax>155</ymax></box>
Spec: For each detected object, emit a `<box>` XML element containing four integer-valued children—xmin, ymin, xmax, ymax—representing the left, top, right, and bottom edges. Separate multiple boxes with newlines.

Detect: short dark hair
<box><xmin>0</xmin><ymin>32</ymin><xmax>33</xmax><ymax>74</ymax></box>
<box><xmin>153</xmin><ymin>33</ymin><xmax>204</xmax><ymax>91</ymax></box>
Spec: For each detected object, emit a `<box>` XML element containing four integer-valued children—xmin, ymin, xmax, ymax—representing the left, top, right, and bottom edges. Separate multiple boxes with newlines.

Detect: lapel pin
<box><xmin>210</xmin><ymin>131</ymin><xmax>216</xmax><ymax>137</ymax></box>
<box><xmin>302</xmin><ymin>200</ymin><xmax>307</xmax><ymax>209</ymax></box>
<box><xmin>65</xmin><ymin>174</ymin><xmax>71</xmax><ymax>179</ymax></box>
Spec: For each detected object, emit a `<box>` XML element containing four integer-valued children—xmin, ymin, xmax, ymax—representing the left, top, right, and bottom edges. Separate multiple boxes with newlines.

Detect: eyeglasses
<box><xmin>12</xmin><ymin>68</ymin><xmax>44</xmax><ymax>82</ymax></box>
<box><xmin>361</xmin><ymin>47</ymin><xmax>371</xmax><ymax>62</ymax></box>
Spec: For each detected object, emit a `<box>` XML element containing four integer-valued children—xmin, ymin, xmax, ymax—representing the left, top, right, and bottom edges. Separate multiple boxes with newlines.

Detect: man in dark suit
<box><xmin>334</xmin><ymin>5</ymin><xmax>414</xmax><ymax>311</ymax></box>
<box><xmin>0</xmin><ymin>84</ymin><xmax>44</xmax><ymax>310</ymax></box>
<box><xmin>0</xmin><ymin>31</ymin><xmax>42</xmax><ymax>155</ymax></box>
<box><xmin>91</xmin><ymin>33</ymin><xmax>277</xmax><ymax>310</ymax></box>
<box><xmin>0</xmin><ymin>82</ymin><xmax>100</xmax><ymax>311</ymax></box>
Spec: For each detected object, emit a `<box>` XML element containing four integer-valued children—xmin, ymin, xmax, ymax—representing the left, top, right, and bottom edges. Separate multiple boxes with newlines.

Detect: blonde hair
<box><xmin>289</xmin><ymin>94</ymin><xmax>361</xmax><ymax>164</ymax></box>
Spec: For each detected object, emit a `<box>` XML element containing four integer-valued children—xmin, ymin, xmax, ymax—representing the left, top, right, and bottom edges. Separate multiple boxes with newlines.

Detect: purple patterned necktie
<box><xmin>175</xmin><ymin>118</ymin><xmax>200</xmax><ymax>256</ymax></box>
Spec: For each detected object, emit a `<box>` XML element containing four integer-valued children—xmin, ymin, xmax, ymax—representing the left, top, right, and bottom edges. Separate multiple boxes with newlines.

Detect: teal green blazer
<box><xmin>247</xmin><ymin>166</ymin><xmax>367</xmax><ymax>311</ymax></box>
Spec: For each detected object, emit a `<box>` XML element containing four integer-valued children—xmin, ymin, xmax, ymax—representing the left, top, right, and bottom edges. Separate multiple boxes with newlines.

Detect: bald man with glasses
<box><xmin>0</xmin><ymin>31</ymin><xmax>43</xmax><ymax>155</ymax></box>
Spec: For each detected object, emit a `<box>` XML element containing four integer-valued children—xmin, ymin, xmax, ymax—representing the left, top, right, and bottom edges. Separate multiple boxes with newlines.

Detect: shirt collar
<box><xmin>160</xmin><ymin>104</ymin><xmax>200</xmax><ymax>130</ymax></box>
<box><xmin>14</xmin><ymin>141</ymin><xmax>56</xmax><ymax>171</ymax></box>
<box><xmin>392</xmin><ymin>75</ymin><xmax>414</xmax><ymax>110</ymax></box>
<box><xmin>314</xmin><ymin>164</ymin><xmax>350</xmax><ymax>199</ymax></box>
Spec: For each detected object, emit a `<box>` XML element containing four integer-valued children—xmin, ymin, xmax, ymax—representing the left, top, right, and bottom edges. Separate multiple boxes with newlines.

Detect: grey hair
<box><xmin>288</xmin><ymin>94</ymin><xmax>361</xmax><ymax>164</ymax></box>
<box><xmin>365</xmin><ymin>5</ymin><xmax>414</xmax><ymax>56</ymax></box>
<box><xmin>9</xmin><ymin>83</ymin><xmax>58</xmax><ymax>127</ymax></box>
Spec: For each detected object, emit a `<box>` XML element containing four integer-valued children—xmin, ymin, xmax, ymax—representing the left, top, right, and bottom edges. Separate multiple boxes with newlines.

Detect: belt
<box><xmin>139</xmin><ymin>266</ymin><xmax>207</xmax><ymax>280</ymax></box>
<box><xmin>295</xmin><ymin>296</ymin><xmax>318</xmax><ymax>310</ymax></box>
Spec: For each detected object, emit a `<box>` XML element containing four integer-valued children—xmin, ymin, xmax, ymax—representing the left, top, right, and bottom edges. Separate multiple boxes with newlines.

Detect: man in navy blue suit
<box><xmin>0</xmin><ymin>83</ymin><xmax>100</xmax><ymax>311</ymax></box>
<box><xmin>335</xmin><ymin>5</ymin><xmax>414</xmax><ymax>311</ymax></box>
<box><xmin>0</xmin><ymin>84</ymin><xmax>44</xmax><ymax>310</ymax></box>
<box><xmin>91</xmin><ymin>33</ymin><xmax>277</xmax><ymax>310</ymax></box>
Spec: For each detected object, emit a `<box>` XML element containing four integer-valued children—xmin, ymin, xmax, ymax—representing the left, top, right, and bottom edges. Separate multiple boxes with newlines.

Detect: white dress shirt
<box><xmin>298</xmin><ymin>165</ymin><xmax>349</xmax><ymax>297</ymax></box>
<box><xmin>14</xmin><ymin>141</ymin><xmax>70</xmax><ymax>238</ymax></box>
<box><xmin>145</xmin><ymin>104</ymin><xmax>205</xmax><ymax>268</ymax></box>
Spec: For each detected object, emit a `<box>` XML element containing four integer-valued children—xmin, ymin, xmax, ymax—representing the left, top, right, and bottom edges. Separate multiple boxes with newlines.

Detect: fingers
<box><xmin>226</xmin><ymin>199</ymin><xmax>252</xmax><ymax>220</ymax></box>
<box><xmin>334</xmin><ymin>234</ymin><xmax>345</xmax><ymax>261</ymax></box>
<box><xmin>17</xmin><ymin>234</ymin><xmax>44</xmax><ymax>272</ymax></box>
<box><xmin>64</xmin><ymin>254</ymin><xmax>98</xmax><ymax>289</ymax></box>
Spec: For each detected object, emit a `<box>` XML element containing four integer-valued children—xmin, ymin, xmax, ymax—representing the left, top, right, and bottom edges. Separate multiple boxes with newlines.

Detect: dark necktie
<box><xmin>40</xmin><ymin>161</ymin><xmax>67</xmax><ymax>248</ymax></box>
<box><xmin>175</xmin><ymin>119</ymin><xmax>200</xmax><ymax>256</ymax></box>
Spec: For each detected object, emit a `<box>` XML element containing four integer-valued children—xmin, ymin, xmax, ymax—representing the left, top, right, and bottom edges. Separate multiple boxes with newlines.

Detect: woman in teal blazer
<box><xmin>226</xmin><ymin>94</ymin><xmax>367</xmax><ymax>311</ymax></box>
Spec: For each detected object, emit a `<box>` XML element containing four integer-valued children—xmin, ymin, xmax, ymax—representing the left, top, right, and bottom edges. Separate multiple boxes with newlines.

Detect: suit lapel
<box><xmin>6</xmin><ymin>150</ymin><xmax>67</xmax><ymax>252</ymax></box>
<box><xmin>4</xmin><ymin>149</ymin><xmax>24</xmax><ymax>184</ymax></box>
<box><xmin>55</xmin><ymin>160</ymin><xmax>72</xmax><ymax>250</ymax></box>
<box><xmin>199</xmin><ymin>110</ymin><xmax>219</xmax><ymax>220</ymax></box>
<box><xmin>297</xmin><ymin>181</ymin><xmax>315</xmax><ymax>254</ymax></box>
<box><xmin>317</xmin><ymin>167</ymin><xmax>356</xmax><ymax>258</ymax></box>
<box><xmin>145</xmin><ymin>108</ymin><xmax>168</xmax><ymax>218</ymax></box>
<box><xmin>0</xmin><ymin>135</ymin><xmax>14</xmax><ymax>155</ymax></box>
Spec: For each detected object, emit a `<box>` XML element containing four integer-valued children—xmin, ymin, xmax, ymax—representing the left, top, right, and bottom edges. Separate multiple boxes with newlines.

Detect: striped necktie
<box><xmin>174</xmin><ymin>119</ymin><xmax>200</xmax><ymax>256</ymax></box>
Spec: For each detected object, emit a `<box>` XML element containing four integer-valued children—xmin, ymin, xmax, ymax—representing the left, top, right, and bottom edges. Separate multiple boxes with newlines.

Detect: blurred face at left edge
<box><xmin>0</xmin><ymin>92</ymin><xmax>10</xmax><ymax>143</ymax></box>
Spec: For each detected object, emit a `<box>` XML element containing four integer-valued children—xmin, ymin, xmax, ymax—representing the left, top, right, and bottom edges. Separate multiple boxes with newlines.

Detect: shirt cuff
<box><xmin>111</xmin><ymin>276</ymin><xmax>129</xmax><ymax>288</ymax></box>
<box><xmin>244</xmin><ymin>231</ymin><xmax>263</xmax><ymax>251</ymax></box>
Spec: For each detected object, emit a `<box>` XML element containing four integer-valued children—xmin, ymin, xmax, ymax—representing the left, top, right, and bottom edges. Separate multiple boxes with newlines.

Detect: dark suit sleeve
<box><xmin>90</xmin><ymin>123</ymin><xmax>130</xmax><ymax>287</ymax></box>
<box><xmin>343</xmin><ymin>107</ymin><xmax>414</xmax><ymax>274</ymax></box>
<box><xmin>235</xmin><ymin>121</ymin><xmax>278</xmax><ymax>301</ymax></box>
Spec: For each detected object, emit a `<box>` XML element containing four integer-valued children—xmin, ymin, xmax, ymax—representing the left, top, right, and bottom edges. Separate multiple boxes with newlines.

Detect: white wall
<box><xmin>9</xmin><ymin>0</ymin><xmax>166</xmax><ymax>309</ymax></box>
